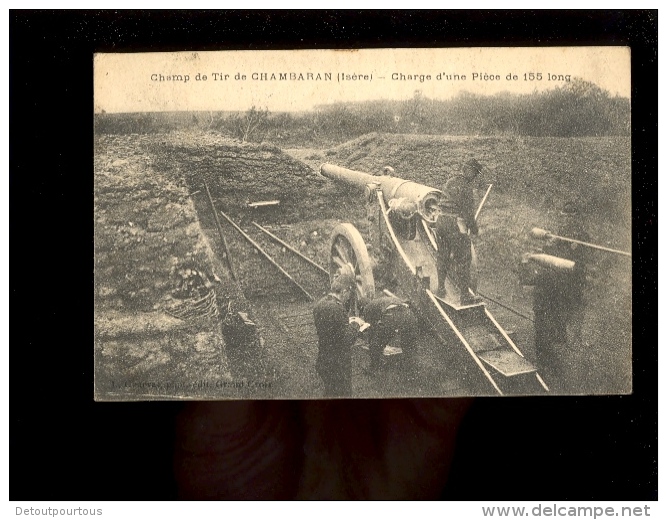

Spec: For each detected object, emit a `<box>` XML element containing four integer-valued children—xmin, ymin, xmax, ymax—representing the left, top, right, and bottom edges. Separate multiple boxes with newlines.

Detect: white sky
<box><xmin>94</xmin><ymin>47</ymin><xmax>631</xmax><ymax>113</ymax></box>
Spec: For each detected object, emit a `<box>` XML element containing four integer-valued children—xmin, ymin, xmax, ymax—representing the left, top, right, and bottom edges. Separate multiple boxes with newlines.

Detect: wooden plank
<box><xmin>217</xmin><ymin>210</ymin><xmax>315</xmax><ymax>302</ymax></box>
<box><xmin>251</xmin><ymin>222</ymin><xmax>329</xmax><ymax>275</ymax></box>
<box><xmin>247</xmin><ymin>200</ymin><xmax>280</xmax><ymax>208</ymax></box>
<box><xmin>425</xmin><ymin>289</ymin><xmax>504</xmax><ymax>396</ymax></box>
<box><xmin>204</xmin><ymin>182</ymin><xmax>237</xmax><ymax>280</ymax></box>
<box><xmin>477</xmin><ymin>350</ymin><xmax>536</xmax><ymax>377</ymax></box>
<box><xmin>435</xmin><ymin>293</ymin><xmax>485</xmax><ymax>311</ymax></box>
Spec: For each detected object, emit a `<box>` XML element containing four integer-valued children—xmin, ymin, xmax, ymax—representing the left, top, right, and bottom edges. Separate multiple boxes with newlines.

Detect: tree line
<box><xmin>94</xmin><ymin>78</ymin><xmax>629</xmax><ymax>144</ymax></box>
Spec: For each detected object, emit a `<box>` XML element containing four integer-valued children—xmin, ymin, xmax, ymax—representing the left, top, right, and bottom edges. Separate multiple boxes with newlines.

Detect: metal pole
<box><xmin>251</xmin><ymin>222</ymin><xmax>329</xmax><ymax>276</ymax></box>
<box><xmin>534</xmin><ymin>228</ymin><xmax>631</xmax><ymax>257</ymax></box>
<box><xmin>218</xmin><ymin>210</ymin><xmax>315</xmax><ymax>302</ymax></box>
<box><xmin>203</xmin><ymin>182</ymin><xmax>237</xmax><ymax>281</ymax></box>
<box><xmin>474</xmin><ymin>184</ymin><xmax>493</xmax><ymax>222</ymax></box>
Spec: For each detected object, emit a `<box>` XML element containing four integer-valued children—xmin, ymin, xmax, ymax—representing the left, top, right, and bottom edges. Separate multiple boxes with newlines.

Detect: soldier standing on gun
<box><xmin>435</xmin><ymin>158</ymin><xmax>484</xmax><ymax>305</ymax></box>
<box><xmin>312</xmin><ymin>266</ymin><xmax>363</xmax><ymax>397</ymax></box>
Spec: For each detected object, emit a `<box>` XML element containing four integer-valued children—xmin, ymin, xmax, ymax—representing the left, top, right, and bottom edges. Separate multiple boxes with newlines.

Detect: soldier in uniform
<box><xmin>550</xmin><ymin>201</ymin><xmax>591</xmax><ymax>349</ymax></box>
<box><xmin>312</xmin><ymin>267</ymin><xmax>362</xmax><ymax>397</ymax></box>
<box><xmin>530</xmin><ymin>260</ymin><xmax>568</xmax><ymax>385</ymax></box>
<box><xmin>358</xmin><ymin>295</ymin><xmax>418</xmax><ymax>375</ymax></box>
<box><xmin>531</xmin><ymin>201</ymin><xmax>590</xmax><ymax>391</ymax></box>
<box><xmin>435</xmin><ymin>158</ymin><xmax>483</xmax><ymax>305</ymax></box>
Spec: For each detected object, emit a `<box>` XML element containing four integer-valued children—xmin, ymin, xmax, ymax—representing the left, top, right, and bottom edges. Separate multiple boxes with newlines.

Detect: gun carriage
<box><xmin>319</xmin><ymin>163</ymin><xmax>549</xmax><ymax>395</ymax></box>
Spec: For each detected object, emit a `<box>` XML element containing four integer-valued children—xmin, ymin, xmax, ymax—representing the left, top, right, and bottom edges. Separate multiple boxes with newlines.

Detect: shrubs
<box><xmin>94</xmin><ymin>79</ymin><xmax>629</xmax><ymax>145</ymax></box>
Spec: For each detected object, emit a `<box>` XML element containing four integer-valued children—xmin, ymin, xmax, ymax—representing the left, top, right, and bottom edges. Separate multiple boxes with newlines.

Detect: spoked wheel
<box><xmin>329</xmin><ymin>223</ymin><xmax>375</xmax><ymax>314</ymax></box>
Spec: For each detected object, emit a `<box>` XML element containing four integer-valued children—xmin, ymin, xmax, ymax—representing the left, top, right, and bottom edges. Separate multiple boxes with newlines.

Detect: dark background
<box><xmin>10</xmin><ymin>10</ymin><xmax>657</xmax><ymax>500</ymax></box>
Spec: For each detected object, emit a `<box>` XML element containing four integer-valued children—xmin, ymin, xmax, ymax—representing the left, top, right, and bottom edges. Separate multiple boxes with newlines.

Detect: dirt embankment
<box><xmin>148</xmin><ymin>132</ymin><xmax>370</xmax><ymax>299</ymax></box>
<box><xmin>94</xmin><ymin>132</ymin><xmax>339</xmax><ymax>399</ymax></box>
<box><xmin>151</xmin><ymin>132</ymin><xmax>368</xmax><ymax>223</ymax></box>
<box><xmin>94</xmin><ymin>134</ymin><xmax>243</xmax><ymax>400</ymax></box>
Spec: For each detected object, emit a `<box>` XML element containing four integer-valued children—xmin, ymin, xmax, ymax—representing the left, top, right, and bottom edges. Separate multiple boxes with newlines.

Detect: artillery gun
<box><xmin>319</xmin><ymin>163</ymin><xmax>549</xmax><ymax>396</ymax></box>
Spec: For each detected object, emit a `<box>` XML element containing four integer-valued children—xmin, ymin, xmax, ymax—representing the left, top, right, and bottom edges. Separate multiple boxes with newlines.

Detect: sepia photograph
<box><xmin>93</xmin><ymin>47</ymin><xmax>632</xmax><ymax>400</ymax></box>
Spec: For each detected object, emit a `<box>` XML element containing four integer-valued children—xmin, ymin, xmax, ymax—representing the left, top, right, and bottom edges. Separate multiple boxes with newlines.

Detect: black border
<box><xmin>10</xmin><ymin>10</ymin><xmax>657</xmax><ymax>500</ymax></box>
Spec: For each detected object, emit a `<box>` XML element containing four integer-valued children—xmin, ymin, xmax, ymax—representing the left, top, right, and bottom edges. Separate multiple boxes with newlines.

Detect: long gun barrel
<box><xmin>320</xmin><ymin>163</ymin><xmax>442</xmax><ymax>223</ymax></box>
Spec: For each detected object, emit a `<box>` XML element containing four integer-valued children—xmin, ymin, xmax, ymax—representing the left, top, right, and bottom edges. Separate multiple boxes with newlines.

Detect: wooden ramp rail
<box><xmin>217</xmin><ymin>209</ymin><xmax>315</xmax><ymax>302</ymax></box>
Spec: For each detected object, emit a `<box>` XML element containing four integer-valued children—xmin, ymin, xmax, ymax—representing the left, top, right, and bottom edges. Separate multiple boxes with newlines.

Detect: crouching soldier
<box><xmin>313</xmin><ymin>265</ymin><xmax>363</xmax><ymax>397</ymax></box>
<box><xmin>358</xmin><ymin>295</ymin><xmax>418</xmax><ymax>376</ymax></box>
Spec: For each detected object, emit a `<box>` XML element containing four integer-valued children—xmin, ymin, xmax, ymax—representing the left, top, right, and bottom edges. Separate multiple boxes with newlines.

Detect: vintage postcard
<box><xmin>94</xmin><ymin>47</ymin><xmax>631</xmax><ymax>400</ymax></box>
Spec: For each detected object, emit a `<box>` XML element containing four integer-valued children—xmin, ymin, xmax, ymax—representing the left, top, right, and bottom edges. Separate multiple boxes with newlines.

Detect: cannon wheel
<box><xmin>329</xmin><ymin>223</ymin><xmax>376</xmax><ymax>313</ymax></box>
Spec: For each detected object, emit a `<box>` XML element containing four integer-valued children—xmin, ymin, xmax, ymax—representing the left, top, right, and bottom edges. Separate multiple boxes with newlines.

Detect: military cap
<box><xmin>463</xmin><ymin>158</ymin><xmax>483</xmax><ymax>177</ymax></box>
<box><xmin>331</xmin><ymin>263</ymin><xmax>356</xmax><ymax>292</ymax></box>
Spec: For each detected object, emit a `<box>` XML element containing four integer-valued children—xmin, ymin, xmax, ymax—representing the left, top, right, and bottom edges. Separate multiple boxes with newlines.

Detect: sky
<box><xmin>94</xmin><ymin>47</ymin><xmax>631</xmax><ymax>114</ymax></box>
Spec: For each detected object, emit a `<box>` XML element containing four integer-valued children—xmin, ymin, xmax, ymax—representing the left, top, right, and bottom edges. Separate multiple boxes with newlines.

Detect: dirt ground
<box><xmin>94</xmin><ymin>130</ymin><xmax>632</xmax><ymax>399</ymax></box>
